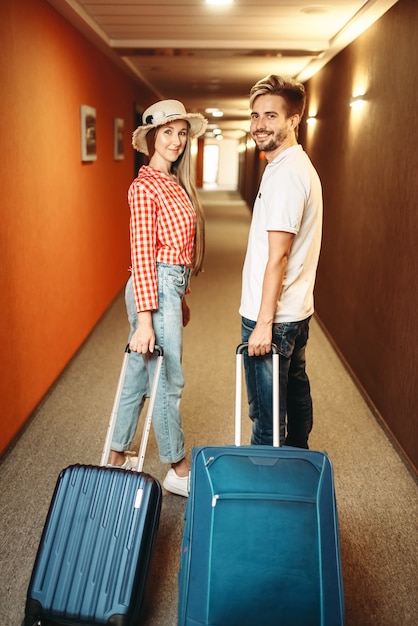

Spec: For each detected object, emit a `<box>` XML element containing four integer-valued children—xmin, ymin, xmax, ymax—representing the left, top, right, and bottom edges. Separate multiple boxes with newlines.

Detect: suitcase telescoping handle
<box><xmin>100</xmin><ymin>344</ymin><xmax>164</xmax><ymax>472</ymax></box>
<box><xmin>136</xmin><ymin>345</ymin><xmax>163</xmax><ymax>472</ymax></box>
<box><xmin>235</xmin><ymin>342</ymin><xmax>280</xmax><ymax>447</ymax></box>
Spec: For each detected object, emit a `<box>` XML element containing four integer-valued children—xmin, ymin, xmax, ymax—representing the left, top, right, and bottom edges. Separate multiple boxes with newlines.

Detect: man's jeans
<box><xmin>112</xmin><ymin>264</ymin><xmax>190</xmax><ymax>464</ymax></box>
<box><xmin>241</xmin><ymin>316</ymin><xmax>313</xmax><ymax>448</ymax></box>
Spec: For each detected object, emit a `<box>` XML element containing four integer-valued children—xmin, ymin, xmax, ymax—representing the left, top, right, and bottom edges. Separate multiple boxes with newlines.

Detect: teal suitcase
<box><xmin>178</xmin><ymin>344</ymin><xmax>344</xmax><ymax>626</ymax></box>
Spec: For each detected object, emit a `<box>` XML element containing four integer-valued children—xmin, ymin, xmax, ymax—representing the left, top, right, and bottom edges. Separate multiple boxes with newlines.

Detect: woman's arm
<box><xmin>129</xmin><ymin>311</ymin><xmax>155</xmax><ymax>354</ymax></box>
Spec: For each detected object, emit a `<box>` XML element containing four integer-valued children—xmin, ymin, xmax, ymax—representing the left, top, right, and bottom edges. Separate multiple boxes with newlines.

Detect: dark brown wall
<box><xmin>299</xmin><ymin>0</ymin><xmax>418</xmax><ymax>472</ymax></box>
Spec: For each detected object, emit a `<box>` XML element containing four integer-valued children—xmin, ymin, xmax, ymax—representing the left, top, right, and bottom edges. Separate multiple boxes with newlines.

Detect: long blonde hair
<box><xmin>146</xmin><ymin>127</ymin><xmax>205</xmax><ymax>275</ymax></box>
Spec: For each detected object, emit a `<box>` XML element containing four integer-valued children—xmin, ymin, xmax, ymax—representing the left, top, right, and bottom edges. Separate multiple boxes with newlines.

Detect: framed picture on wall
<box><xmin>114</xmin><ymin>117</ymin><xmax>124</xmax><ymax>160</ymax></box>
<box><xmin>80</xmin><ymin>105</ymin><xmax>97</xmax><ymax>162</ymax></box>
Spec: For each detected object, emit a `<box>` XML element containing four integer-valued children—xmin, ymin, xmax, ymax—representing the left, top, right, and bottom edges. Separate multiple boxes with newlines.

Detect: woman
<box><xmin>108</xmin><ymin>100</ymin><xmax>207</xmax><ymax>497</ymax></box>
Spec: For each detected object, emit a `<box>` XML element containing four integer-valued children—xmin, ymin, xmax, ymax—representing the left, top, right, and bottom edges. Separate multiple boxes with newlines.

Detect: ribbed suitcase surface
<box><xmin>178</xmin><ymin>446</ymin><xmax>344</xmax><ymax>626</ymax></box>
<box><xmin>25</xmin><ymin>464</ymin><xmax>161</xmax><ymax>626</ymax></box>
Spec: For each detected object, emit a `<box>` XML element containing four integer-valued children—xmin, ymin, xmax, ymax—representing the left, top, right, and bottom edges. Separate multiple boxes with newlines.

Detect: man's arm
<box><xmin>247</xmin><ymin>230</ymin><xmax>295</xmax><ymax>356</ymax></box>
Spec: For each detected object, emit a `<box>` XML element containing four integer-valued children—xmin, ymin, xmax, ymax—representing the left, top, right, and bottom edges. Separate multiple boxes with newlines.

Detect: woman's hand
<box><xmin>129</xmin><ymin>311</ymin><xmax>155</xmax><ymax>353</ymax></box>
<box><xmin>182</xmin><ymin>297</ymin><xmax>191</xmax><ymax>327</ymax></box>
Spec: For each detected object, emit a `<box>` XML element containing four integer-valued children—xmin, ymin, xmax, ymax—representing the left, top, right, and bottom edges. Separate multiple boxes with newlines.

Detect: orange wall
<box><xmin>0</xmin><ymin>0</ymin><xmax>156</xmax><ymax>454</ymax></box>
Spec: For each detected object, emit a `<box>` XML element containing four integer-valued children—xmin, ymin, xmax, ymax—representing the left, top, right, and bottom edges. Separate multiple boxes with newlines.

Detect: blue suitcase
<box><xmin>24</xmin><ymin>346</ymin><xmax>163</xmax><ymax>626</ymax></box>
<box><xmin>178</xmin><ymin>344</ymin><xmax>344</xmax><ymax>626</ymax></box>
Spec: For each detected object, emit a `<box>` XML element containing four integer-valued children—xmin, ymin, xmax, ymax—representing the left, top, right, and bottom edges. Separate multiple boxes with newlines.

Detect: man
<box><xmin>240</xmin><ymin>74</ymin><xmax>323</xmax><ymax>448</ymax></box>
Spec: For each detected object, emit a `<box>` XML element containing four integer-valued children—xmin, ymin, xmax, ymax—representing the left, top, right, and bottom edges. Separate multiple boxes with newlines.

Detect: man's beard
<box><xmin>254</xmin><ymin>129</ymin><xmax>287</xmax><ymax>153</ymax></box>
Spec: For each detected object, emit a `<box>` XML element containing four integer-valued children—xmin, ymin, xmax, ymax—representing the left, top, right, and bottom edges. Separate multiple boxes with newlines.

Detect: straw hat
<box><xmin>132</xmin><ymin>99</ymin><xmax>208</xmax><ymax>154</ymax></box>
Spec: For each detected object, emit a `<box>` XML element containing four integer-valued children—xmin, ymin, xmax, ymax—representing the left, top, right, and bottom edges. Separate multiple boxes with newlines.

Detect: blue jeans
<box><xmin>112</xmin><ymin>264</ymin><xmax>191</xmax><ymax>464</ymax></box>
<box><xmin>241</xmin><ymin>316</ymin><xmax>313</xmax><ymax>448</ymax></box>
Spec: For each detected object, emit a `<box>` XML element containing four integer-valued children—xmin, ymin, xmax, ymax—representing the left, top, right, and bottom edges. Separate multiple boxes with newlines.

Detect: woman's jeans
<box><xmin>241</xmin><ymin>316</ymin><xmax>313</xmax><ymax>448</ymax></box>
<box><xmin>112</xmin><ymin>264</ymin><xmax>191</xmax><ymax>464</ymax></box>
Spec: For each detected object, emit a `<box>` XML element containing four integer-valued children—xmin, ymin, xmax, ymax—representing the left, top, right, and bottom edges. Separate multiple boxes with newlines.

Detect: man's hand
<box><xmin>247</xmin><ymin>322</ymin><xmax>273</xmax><ymax>356</ymax></box>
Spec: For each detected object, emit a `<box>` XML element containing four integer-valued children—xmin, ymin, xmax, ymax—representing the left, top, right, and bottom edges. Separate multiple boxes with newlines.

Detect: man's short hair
<box><xmin>250</xmin><ymin>74</ymin><xmax>306</xmax><ymax>119</ymax></box>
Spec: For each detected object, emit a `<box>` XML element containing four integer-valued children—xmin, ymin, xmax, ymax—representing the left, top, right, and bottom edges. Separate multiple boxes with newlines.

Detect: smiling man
<box><xmin>239</xmin><ymin>74</ymin><xmax>323</xmax><ymax>449</ymax></box>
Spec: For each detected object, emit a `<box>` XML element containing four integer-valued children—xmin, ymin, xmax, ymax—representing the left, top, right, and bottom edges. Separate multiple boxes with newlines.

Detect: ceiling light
<box><xmin>301</xmin><ymin>6</ymin><xmax>328</xmax><ymax>15</ymax></box>
<box><xmin>205</xmin><ymin>0</ymin><xmax>234</xmax><ymax>5</ymax></box>
<box><xmin>211</xmin><ymin>110</ymin><xmax>224</xmax><ymax>118</ymax></box>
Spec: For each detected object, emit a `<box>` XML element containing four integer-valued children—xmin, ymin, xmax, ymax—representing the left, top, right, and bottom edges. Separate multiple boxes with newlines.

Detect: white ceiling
<box><xmin>47</xmin><ymin>0</ymin><xmax>399</xmax><ymax>135</ymax></box>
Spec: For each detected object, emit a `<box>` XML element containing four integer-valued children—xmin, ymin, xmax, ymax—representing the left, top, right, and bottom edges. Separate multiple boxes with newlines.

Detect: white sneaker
<box><xmin>163</xmin><ymin>468</ymin><xmax>189</xmax><ymax>497</ymax></box>
<box><xmin>107</xmin><ymin>456</ymin><xmax>138</xmax><ymax>470</ymax></box>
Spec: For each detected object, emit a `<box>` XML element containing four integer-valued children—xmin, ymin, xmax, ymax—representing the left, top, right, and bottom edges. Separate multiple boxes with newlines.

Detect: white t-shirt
<box><xmin>239</xmin><ymin>145</ymin><xmax>323</xmax><ymax>323</ymax></box>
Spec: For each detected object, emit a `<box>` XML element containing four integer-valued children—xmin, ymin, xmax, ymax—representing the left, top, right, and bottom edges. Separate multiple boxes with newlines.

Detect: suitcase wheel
<box><xmin>23</xmin><ymin>616</ymin><xmax>41</xmax><ymax>626</ymax></box>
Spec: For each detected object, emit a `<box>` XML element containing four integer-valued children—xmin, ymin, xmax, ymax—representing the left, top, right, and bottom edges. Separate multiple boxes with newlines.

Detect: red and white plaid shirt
<box><xmin>128</xmin><ymin>165</ymin><xmax>196</xmax><ymax>312</ymax></box>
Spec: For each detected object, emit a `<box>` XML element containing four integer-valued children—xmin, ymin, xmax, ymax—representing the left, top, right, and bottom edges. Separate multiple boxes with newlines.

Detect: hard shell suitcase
<box><xmin>178</xmin><ymin>343</ymin><xmax>345</xmax><ymax>626</ymax></box>
<box><xmin>24</xmin><ymin>345</ymin><xmax>164</xmax><ymax>626</ymax></box>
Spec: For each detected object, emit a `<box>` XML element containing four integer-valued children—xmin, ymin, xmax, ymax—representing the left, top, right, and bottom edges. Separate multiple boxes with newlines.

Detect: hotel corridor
<box><xmin>1</xmin><ymin>190</ymin><xmax>417</xmax><ymax>626</ymax></box>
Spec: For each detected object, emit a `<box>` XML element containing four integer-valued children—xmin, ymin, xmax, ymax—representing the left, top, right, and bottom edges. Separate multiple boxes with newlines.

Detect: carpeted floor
<box><xmin>0</xmin><ymin>189</ymin><xmax>417</xmax><ymax>625</ymax></box>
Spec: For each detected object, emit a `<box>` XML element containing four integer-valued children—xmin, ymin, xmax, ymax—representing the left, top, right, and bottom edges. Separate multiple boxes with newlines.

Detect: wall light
<box><xmin>246</xmin><ymin>137</ymin><xmax>256</xmax><ymax>150</ymax></box>
<box><xmin>350</xmin><ymin>94</ymin><xmax>367</xmax><ymax>109</ymax></box>
<box><xmin>306</xmin><ymin>116</ymin><xmax>317</xmax><ymax>125</ymax></box>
